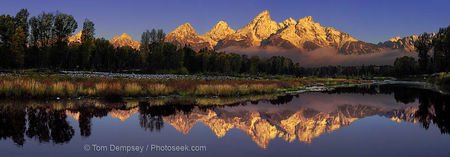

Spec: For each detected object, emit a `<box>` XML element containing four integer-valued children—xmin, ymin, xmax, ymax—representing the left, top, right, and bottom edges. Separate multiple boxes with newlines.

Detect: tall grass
<box><xmin>195</xmin><ymin>84</ymin><xmax>236</xmax><ymax>96</ymax></box>
<box><xmin>146</xmin><ymin>84</ymin><xmax>173</xmax><ymax>96</ymax></box>
<box><xmin>0</xmin><ymin>75</ymin><xmax>364</xmax><ymax>99</ymax></box>
<box><xmin>26</xmin><ymin>80</ymin><xmax>46</xmax><ymax>97</ymax></box>
<box><xmin>125</xmin><ymin>83</ymin><xmax>142</xmax><ymax>96</ymax></box>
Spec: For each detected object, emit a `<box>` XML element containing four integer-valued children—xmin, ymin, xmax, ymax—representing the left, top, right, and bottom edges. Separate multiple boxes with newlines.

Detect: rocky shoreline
<box><xmin>0</xmin><ymin>71</ymin><xmax>252</xmax><ymax>80</ymax></box>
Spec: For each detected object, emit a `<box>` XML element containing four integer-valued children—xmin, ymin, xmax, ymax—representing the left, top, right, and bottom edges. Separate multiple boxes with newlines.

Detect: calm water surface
<box><xmin>0</xmin><ymin>84</ymin><xmax>449</xmax><ymax>157</ymax></box>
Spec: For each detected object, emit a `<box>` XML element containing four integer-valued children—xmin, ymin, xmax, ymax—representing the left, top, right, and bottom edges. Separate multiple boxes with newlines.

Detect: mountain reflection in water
<box><xmin>0</xmin><ymin>84</ymin><xmax>449</xmax><ymax>149</ymax></box>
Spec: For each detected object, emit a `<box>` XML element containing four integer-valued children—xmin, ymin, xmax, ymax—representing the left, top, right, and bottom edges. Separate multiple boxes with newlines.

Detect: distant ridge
<box><xmin>378</xmin><ymin>34</ymin><xmax>435</xmax><ymax>52</ymax></box>
<box><xmin>68</xmin><ymin>32</ymin><xmax>141</xmax><ymax>50</ymax></box>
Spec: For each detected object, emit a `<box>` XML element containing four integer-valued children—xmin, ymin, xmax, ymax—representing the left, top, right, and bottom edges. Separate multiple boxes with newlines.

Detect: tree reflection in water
<box><xmin>415</xmin><ymin>90</ymin><xmax>450</xmax><ymax>134</ymax></box>
<box><xmin>0</xmin><ymin>105</ymin><xmax>26</xmax><ymax>145</ymax></box>
<box><xmin>0</xmin><ymin>105</ymin><xmax>74</xmax><ymax>146</ymax></box>
<box><xmin>0</xmin><ymin>84</ymin><xmax>448</xmax><ymax>147</ymax></box>
<box><xmin>330</xmin><ymin>84</ymin><xmax>450</xmax><ymax>134</ymax></box>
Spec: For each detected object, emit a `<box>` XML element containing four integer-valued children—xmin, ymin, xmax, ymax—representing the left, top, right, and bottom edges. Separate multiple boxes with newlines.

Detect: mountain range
<box><xmin>68</xmin><ymin>10</ymin><xmax>430</xmax><ymax>55</ymax></box>
<box><xmin>165</xmin><ymin>10</ymin><xmax>429</xmax><ymax>54</ymax></box>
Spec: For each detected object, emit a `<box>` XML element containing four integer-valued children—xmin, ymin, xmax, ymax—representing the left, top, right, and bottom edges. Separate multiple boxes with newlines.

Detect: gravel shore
<box><xmin>0</xmin><ymin>71</ymin><xmax>254</xmax><ymax>80</ymax></box>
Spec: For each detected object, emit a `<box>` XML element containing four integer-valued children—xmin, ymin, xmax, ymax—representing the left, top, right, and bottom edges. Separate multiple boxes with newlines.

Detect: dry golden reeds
<box><xmin>0</xmin><ymin>75</ymin><xmax>355</xmax><ymax>98</ymax></box>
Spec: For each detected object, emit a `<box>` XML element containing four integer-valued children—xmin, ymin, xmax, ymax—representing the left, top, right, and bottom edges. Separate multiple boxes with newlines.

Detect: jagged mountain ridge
<box><xmin>164</xmin><ymin>23</ymin><xmax>211</xmax><ymax>51</ymax></box>
<box><xmin>165</xmin><ymin>10</ymin><xmax>385</xmax><ymax>54</ymax></box>
<box><xmin>217</xmin><ymin>10</ymin><xmax>280</xmax><ymax>49</ymax></box>
<box><xmin>201</xmin><ymin>21</ymin><xmax>236</xmax><ymax>47</ymax></box>
<box><xmin>378</xmin><ymin>33</ymin><xmax>435</xmax><ymax>52</ymax></box>
<box><xmin>66</xmin><ymin>10</ymin><xmax>432</xmax><ymax>54</ymax></box>
<box><xmin>68</xmin><ymin>31</ymin><xmax>141</xmax><ymax>50</ymax></box>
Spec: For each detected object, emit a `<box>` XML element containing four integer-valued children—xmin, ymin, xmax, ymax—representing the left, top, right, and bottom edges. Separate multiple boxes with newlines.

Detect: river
<box><xmin>0</xmin><ymin>83</ymin><xmax>449</xmax><ymax>157</ymax></box>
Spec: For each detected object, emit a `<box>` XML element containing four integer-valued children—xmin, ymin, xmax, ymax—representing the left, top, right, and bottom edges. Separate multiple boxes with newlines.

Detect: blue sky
<box><xmin>1</xmin><ymin>0</ymin><xmax>449</xmax><ymax>43</ymax></box>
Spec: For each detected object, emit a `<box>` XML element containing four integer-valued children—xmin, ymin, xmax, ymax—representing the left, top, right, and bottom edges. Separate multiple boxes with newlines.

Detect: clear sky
<box><xmin>1</xmin><ymin>0</ymin><xmax>449</xmax><ymax>44</ymax></box>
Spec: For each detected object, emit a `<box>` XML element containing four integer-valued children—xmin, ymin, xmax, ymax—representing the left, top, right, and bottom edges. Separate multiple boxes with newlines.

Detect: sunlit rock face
<box><xmin>262</xmin><ymin>16</ymin><xmax>384</xmax><ymax>54</ymax></box>
<box><xmin>109</xmin><ymin>33</ymin><xmax>141</xmax><ymax>50</ymax></box>
<box><xmin>201</xmin><ymin>21</ymin><xmax>236</xmax><ymax>47</ymax></box>
<box><xmin>267</xmin><ymin>15</ymin><xmax>338</xmax><ymax>50</ymax></box>
<box><xmin>68</xmin><ymin>31</ymin><xmax>82</xmax><ymax>43</ymax></box>
<box><xmin>167</xmin><ymin>10</ymin><xmax>385</xmax><ymax>54</ymax></box>
<box><xmin>217</xmin><ymin>10</ymin><xmax>280</xmax><ymax>49</ymax></box>
<box><xmin>164</xmin><ymin>23</ymin><xmax>212</xmax><ymax>51</ymax></box>
<box><xmin>378</xmin><ymin>33</ymin><xmax>435</xmax><ymax>52</ymax></box>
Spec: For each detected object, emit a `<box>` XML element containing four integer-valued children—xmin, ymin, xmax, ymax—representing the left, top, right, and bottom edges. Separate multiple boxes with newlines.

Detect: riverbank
<box><xmin>0</xmin><ymin>73</ymin><xmax>366</xmax><ymax>99</ymax></box>
<box><xmin>427</xmin><ymin>72</ymin><xmax>450</xmax><ymax>92</ymax></box>
<box><xmin>384</xmin><ymin>72</ymin><xmax>450</xmax><ymax>94</ymax></box>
